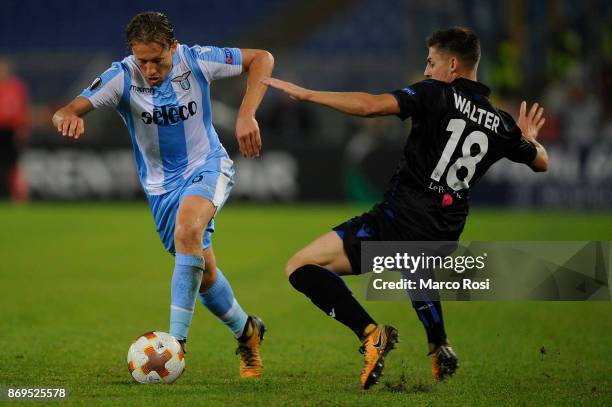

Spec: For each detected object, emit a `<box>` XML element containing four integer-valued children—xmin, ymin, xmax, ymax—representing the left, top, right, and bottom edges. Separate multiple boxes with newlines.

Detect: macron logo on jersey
<box><xmin>141</xmin><ymin>102</ymin><xmax>198</xmax><ymax>126</ymax></box>
<box><xmin>130</xmin><ymin>85</ymin><xmax>154</xmax><ymax>94</ymax></box>
<box><xmin>400</xmin><ymin>87</ymin><xmax>416</xmax><ymax>96</ymax></box>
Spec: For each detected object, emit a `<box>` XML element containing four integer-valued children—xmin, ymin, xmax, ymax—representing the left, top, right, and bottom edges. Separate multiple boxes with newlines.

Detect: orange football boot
<box><xmin>430</xmin><ymin>343</ymin><xmax>458</xmax><ymax>380</ymax></box>
<box><xmin>359</xmin><ymin>324</ymin><xmax>399</xmax><ymax>389</ymax></box>
<box><xmin>235</xmin><ymin>316</ymin><xmax>265</xmax><ymax>378</ymax></box>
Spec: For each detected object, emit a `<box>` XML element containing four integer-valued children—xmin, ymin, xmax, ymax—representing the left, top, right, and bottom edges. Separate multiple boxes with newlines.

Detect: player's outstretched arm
<box><xmin>52</xmin><ymin>96</ymin><xmax>93</xmax><ymax>140</ymax></box>
<box><xmin>517</xmin><ymin>101</ymin><xmax>548</xmax><ymax>172</ymax></box>
<box><xmin>236</xmin><ymin>49</ymin><xmax>275</xmax><ymax>158</ymax></box>
<box><xmin>262</xmin><ymin>77</ymin><xmax>399</xmax><ymax>117</ymax></box>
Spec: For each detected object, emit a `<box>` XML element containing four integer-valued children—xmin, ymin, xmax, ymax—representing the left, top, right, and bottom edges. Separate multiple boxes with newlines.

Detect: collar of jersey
<box><xmin>452</xmin><ymin>78</ymin><xmax>491</xmax><ymax>97</ymax></box>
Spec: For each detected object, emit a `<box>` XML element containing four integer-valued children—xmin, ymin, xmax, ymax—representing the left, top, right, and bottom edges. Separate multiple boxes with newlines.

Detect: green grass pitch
<box><xmin>1</xmin><ymin>203</ymin><xmax>611</xmax><ymax>406</ymax></box>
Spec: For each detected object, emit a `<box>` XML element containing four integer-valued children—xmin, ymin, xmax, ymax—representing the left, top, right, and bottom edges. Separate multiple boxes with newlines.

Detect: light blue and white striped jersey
<box><xmin>80</xmin><ymin>44</ymin><xmax>242</xmax><ymax>195</ymax></box>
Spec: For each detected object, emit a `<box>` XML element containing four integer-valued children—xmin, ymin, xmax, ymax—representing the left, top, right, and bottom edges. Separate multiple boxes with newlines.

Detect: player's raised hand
<box><xmin>261</xmin><ymin>77</ymin><xmax>311</xmax><ymax>101</ymax></box>
<box><xmin>517</xmin><ymin>101</ymin><xmax>545</xmax><ymax>142</ymax></box>
<box><xmin>235</xmin><ymin>114</ymin><xmax>262</xmax><ymax>158</ymax></box>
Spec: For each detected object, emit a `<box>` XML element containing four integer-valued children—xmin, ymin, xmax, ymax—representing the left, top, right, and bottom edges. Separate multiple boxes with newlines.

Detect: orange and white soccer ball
<box><xmin>127</xmin><ymin>331</ymin><xmax>185</xmax><ymax>384</ymax></box>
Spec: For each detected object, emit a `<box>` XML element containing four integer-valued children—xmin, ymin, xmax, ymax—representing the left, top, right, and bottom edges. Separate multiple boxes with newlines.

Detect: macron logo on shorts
<box><xmin>224</xmin><ymin>48</ymin><xmax>233</xmax><ymax>64</ymax></box>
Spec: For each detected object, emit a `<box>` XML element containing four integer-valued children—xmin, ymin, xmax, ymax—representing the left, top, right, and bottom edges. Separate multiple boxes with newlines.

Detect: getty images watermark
<box><xmin>360</xmin><ymin>241</ymin><xmax>611</xmax><ymax>301</ymax></box>
<box><xmin>372</xmin><ymin>250</ymin><xmax>489</xmax><ymax>290</ymax></box>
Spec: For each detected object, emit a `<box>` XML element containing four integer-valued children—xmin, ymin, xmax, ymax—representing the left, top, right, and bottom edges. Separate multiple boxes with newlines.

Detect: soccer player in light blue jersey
<box><xmin>52</xmin><ymin>11</ymin><xmax>274</xmax><ymax>378</ymax></box>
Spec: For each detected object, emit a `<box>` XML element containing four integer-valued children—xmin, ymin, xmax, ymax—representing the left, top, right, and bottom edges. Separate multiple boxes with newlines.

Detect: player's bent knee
<box><xmin>174</xmin><ymin>222</ymin><xmax>203</xmax><ymax>250</ymax></box>
<box><xmin>285</xmin><ymin>253</ymin><xmax>306</xmax><ymax>278</ymax></box>
<box><xmin>285</xmin><ymin>250</ymin><xmax>318</xmax><ymax>278</ymax></box>
<box><xmin>284</xmin><ymin>258</ymin><xmax>298</xmax><ymax>278</ymax></box>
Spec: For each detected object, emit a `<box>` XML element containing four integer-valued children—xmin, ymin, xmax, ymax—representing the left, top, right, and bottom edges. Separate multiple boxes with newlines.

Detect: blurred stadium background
<box><xmin>1</xmin><ymin>0</ymin><xmax>611</xmax><ymax>209</ymax></box>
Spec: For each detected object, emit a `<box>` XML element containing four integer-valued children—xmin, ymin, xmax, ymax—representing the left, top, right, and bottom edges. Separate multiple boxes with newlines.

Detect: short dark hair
<box><xmin>427</xmin><ymin>27</ymin><xmax>480</xmax><ymax>69</ymax></box>
<box><xmin>126</xmin><ymin>11</ymin><xmax>175</xmax><ymax>48</ymax></box>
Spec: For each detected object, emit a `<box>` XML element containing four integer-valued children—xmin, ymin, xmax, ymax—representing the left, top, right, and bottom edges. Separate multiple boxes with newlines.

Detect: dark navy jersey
<box><xmin>382</xmin><ymin>78</ymin><xmax>537</xmax><ymax>239</ymax></box>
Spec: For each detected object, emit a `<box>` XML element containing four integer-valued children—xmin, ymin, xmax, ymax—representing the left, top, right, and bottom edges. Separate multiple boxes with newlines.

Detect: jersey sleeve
<box><xmin>506</xmin><ymin>137</ymin><xmax>538</xmax><ymax>164</ymax></box>
<box><xmin>389</xmin><ymin>79</ymin><xmax>444</xmax><ymax>120</ymax></box>
<box><xmin>498</xmin><ymin>110</ymin><xmax>538</xmax><ymax>164</ymax></box>
<box><xmin>188</xmin><ymin>45</ymin><xmax>243</xmax><ymax>82</ymax></box>
<box><xmin>79</xmin><ymin>62</ymin><xmax>124</xmax><ymax>108</ymax></box>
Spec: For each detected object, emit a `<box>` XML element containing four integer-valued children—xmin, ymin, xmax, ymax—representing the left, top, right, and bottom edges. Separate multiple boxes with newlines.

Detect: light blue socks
<box><xmin>170</xmin><ymin>254</ymin><xmax>249</xmax><ymax>340</ymax></box>
<box><xmin>169</xmin><ymin>253</ymin><xmax>203</xmax><ymax>340</ymax></box>
<box><xmin>200</xmin><ymin>268</ymin><xmax>249</xmax><ymax>338</ymax></box>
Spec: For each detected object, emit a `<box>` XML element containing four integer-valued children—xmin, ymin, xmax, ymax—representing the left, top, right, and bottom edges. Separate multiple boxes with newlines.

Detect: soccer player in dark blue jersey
<box><xmin>264</xmin><ymin>27</ymin><xmax>548</xmax><ymax>389</ymax></box>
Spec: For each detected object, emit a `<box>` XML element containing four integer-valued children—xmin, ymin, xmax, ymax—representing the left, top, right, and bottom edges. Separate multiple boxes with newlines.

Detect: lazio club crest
<box><xmin>172</xmin><ymin>71</ymin><xmax>191</xmax><ymax>90</ymax></box>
